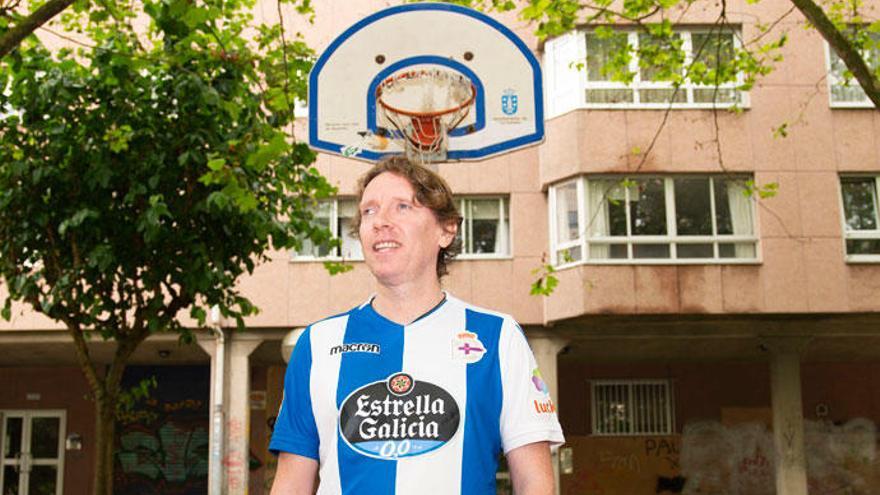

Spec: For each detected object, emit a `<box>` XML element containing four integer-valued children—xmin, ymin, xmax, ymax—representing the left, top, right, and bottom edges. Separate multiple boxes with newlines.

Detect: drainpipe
<box><xmin>209</xmin><ymin>306</ymin><xmax>226</xmax><ymax>495</ymax></box>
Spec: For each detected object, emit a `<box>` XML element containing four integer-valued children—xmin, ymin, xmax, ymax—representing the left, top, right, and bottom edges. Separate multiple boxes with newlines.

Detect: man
<box><xmin>270</xmin><ymin>156</ymin><xmax>564</xmax><ymax>494</ymax></box>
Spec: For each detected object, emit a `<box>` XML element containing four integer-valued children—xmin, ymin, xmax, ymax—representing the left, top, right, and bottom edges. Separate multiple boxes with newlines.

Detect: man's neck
<box><xmin>372</xmin><ymin>281</ymin><xmax>445</xmax><ymax>325</ymax></box>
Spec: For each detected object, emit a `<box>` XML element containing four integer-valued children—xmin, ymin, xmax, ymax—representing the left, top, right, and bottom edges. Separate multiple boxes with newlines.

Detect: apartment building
<box><xmin>1</xmin><ymin>0</ymin><xmax>879</xmax><ymax>494</ymax></box>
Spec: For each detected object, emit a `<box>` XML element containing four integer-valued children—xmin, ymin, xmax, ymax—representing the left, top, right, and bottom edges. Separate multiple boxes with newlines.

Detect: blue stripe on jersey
<box><xmin>269</xmin><ymin>327</ymin><xmax>320</xmax><ymax>459</ymax></box>
<box><xmin>461</xmin><ymin>309</ymin><xmax>504</xmax><ymax>495</ymax></box>
<box><xmin>336</xmin><ymin>305</ymin><xmax>405</xmax><ymax>495</ymax></box>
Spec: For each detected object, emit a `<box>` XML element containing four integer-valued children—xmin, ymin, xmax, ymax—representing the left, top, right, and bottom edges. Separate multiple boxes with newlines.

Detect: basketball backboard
<box><xmin>309</xmin><ymin>2</ymin><xmax>543</xmax><ymax>162</ymax></box>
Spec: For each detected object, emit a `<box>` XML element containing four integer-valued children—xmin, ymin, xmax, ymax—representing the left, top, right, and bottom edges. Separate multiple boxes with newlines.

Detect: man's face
<box><xmin>358</xmin><ymin>172</ymin><xmax>455</xmax><ymax>288</ymax></box>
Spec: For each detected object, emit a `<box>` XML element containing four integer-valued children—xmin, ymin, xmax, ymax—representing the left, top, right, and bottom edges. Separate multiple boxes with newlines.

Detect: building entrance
<box><xmin>0</xmin><ymin>410</ymin><xmax>66</xmax><ymax>495</ymax></box>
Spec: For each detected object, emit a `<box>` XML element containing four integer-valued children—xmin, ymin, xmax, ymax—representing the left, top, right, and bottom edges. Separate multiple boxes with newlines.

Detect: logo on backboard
<box><xmin>452</xmin><ymin>331</ymin><xmax>486</xmax><ymax>364</ymax></box>
<box><xmin>501</xmin><ymin>89</ymin><xmax>519</xmax><ymax>115</ymax></box>
<box><xmin>338</xmin><ymin>373</ymin><xmax>460</xmax><ymax>460</ymax></box>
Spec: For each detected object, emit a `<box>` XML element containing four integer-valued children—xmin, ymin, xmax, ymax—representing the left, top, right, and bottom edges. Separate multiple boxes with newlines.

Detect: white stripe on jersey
<box><xmin>394</xmin><ymin>297</ymin><xmax>468</xmax><ymax>494</ymax></box>
<box><xmin>309</xmin><ymin>314</ymin><xmax>348</xmax><ymax>495</ymax></box>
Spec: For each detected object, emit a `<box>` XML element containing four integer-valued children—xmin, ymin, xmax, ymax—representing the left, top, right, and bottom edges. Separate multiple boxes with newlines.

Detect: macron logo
<box><xmin>330</xmin><ymin>343</ymin><xmax>381</xmax><ymax>355</ymax></box>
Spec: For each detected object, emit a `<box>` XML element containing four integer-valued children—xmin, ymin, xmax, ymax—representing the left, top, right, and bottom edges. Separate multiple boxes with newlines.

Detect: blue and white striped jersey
<box><xmin>270</xmin><ymin>293</ymin><xmax>564</xmax><ymax>494</ymax></box>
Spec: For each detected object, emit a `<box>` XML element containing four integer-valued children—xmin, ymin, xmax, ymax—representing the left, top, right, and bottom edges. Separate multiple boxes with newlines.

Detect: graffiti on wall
<box><xmin>806</xmin><ymin>418</ymin><xmax>877</xmax><ymax>494</ymax></box>
<box><xmin>114</xmin><ymin>366</ymin><xmax>210</xmax><ymax>495</ymax></box>
<box><xmin>680</xmin><ymin>418</ymin><xmax>879</xmax><ymax>495</ymax></box>
<box><xmin>560</xmin><ymin>436</ymin><xmax>682</xmax><ymax>495</ymax></box>
<box><xmin>680</xmin><ymin>421</ymin><xmax>774</xmax><ymax>494</ymax></box>
<box><xmin>561</xmin><ymin>418</ymin><xmax>879</xmax><ymax>495</ymax></box>
<box><xmin>117</xmin><ymin>420</ymin><xmax>209</xmax><ymax>483</ymax></box>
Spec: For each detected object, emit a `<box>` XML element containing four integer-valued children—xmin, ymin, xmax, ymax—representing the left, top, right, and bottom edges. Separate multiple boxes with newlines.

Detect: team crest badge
<box><xmin>452</xmin><ymin>331</ymin><xmax>486</xmax><ymax>364</ymax></box>
<box><xmin>501</xmin><ymin>89</ymin><xmax>518</xmax><ymax>115</ymax></box>
<box><xmin>388</xmin><ymin>373</ymin><xmax>413</xmax><ymax>395</ymax></box>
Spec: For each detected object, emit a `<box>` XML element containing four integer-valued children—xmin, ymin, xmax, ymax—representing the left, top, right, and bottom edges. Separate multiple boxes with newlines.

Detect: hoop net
<box><xmin>376</xmin><ymin>68</ymin><xmax>476</xmax><ymax>163</ymax></box>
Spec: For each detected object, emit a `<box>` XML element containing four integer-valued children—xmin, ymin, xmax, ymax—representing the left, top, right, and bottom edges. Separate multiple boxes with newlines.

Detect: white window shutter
<box><xmin>544</xmin><ymin>31</ymin><xmax>582</xmax><ymax>118</ymax></box>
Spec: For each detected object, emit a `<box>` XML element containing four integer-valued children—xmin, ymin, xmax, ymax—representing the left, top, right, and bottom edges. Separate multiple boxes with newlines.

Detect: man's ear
<box><xmin>439</xmin><ymin>220</ymin><xmax>458</xmax><ymax>249</ymax></box>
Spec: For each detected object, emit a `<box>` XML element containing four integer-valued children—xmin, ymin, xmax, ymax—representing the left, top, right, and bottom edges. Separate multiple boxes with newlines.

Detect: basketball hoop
<box><xmin>376</xmin><ymin>68</ymin><xmax>476</xmax><ymax>163</ymax></box>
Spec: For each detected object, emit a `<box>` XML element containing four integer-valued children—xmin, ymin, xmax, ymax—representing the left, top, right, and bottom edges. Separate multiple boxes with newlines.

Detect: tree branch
<box><xmin>67</xmin><ymin>318</ymin><xmax>103</xmax><ymax>396</ymax></box>
<box><xmin>0</xmin><ymin>0</ymin><xmax>76</xmax><ymax>58</ymax></box>
<box><xmin>745</xmin><ymin>5</ymin><xmax>797</xmax><ymax>48</ymax></box>
<box><xmin>789</xmin><ymin>0</ymin><xmax>880</xmax><ymax>107</ymax></box>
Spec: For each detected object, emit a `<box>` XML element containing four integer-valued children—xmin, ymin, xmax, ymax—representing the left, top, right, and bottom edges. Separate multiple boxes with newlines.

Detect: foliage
<box><xmin>116</xmin><ymin>376</ymin><xmax>158</xmax><ymax>417</ymax></box>
<box><xmin>0</xmin><ymin>0</ymin><xmax>330</xmax><ymax>492</ymax></box>
<box><xmin>744</xmin><ymin>180</ymin><xmax>779</xmax><ymax>199</ymax></box>
<box><xmin>530</xmin><ymin>261</ymin><xmax>558</xmax><ymax>296</ymax></box>
<box><xmin>0</xmin><ymin>0</ymin><xmax>331</xmax><ymax>337</ymax></box>
<box><xmin>441</xmin><ymin>0</ymin><xmax>879</xmax><ymax>106</ymax></box>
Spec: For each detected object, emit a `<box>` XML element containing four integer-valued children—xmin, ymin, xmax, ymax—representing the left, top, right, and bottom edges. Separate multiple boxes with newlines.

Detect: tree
<box><xmin>0</xmin><ymin>0</ymin><xmax>331</xmax><ymax>493</ymax></box>
<box><xmin>452</xmin><ymin>0</ymin><xmax>880</xmax><ymax>107</ymax></box>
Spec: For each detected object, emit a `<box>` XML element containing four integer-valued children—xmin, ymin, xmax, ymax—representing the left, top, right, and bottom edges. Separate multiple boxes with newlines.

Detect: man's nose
<box><xmin>373</xmin><ymin>205</ymin><xmax>392</xmax><ymax>229</ymax></box>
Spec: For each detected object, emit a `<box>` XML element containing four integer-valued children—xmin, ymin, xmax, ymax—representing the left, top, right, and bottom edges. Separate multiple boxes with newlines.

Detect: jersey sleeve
<box><xmin>269</xmin><ymin>327</ymin><xmax>320</xmax><ymax>460</ymax></box>
<box><xmin>498</xmin><ymin>318</ymin><xmax>565</xmax><ymax>454</ymax></box>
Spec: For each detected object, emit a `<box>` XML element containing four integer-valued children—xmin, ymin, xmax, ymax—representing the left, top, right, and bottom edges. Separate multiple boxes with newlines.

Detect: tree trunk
<box><xmin>92</xmin><ymin>391</ymin><xmax>117</xmax><ymax>495</ymax></box>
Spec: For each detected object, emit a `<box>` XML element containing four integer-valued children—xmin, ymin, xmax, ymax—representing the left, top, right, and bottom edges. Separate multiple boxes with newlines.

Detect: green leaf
<box><xmin>103</xmin><ymin>124</ymin><xmax>134</xmax><ymax>153</ymax></box>
<box><xmin>323</xmin><ymin>261</ymin><xmax>354</xmax><ymax>275</ymax></box>
<box><xmin>1</xmin><ymin>300</ymin><xmax>11</xmax><ymax>321</ymax></box>
<box><xmin>207</xmin><ymin>158</ymin><xmax>226</xmax><ymax>171</ymax></box>
<box><xmin>235</xmin><ymin>192</ymin><xmax>258</xmax><ymax>212</ymax></box>
<box><xmin>59</xmin><ymin>209</ymin><xmax>99</xmax><ymax>235</ymax></box>
<box><xmin>246</xmin><ymin>133</ymin><xmax>289</xmax><ymax>171</ymax></box>
<box><xmin>530</xmin><ymin>260</ymin><xmax>560</xmax><ymax>297</ymax></box>
<box><xmin>181</xmin><ymin>6</ymin><xmax>211</xmax><ymax>27</ymax></box>
<box><xmin>190</xmin><ymin>306</ymin><xmax>207</xmax><ymax>326</ymax></box>
<box><xmin>772</xmin><ymin>122</ymin><xmax>789</xmax><ymax>139</ymax></box>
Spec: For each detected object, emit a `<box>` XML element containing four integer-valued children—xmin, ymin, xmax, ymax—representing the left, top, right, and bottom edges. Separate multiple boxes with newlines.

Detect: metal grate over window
<box><xmin>591</xmin><ymin>379</ymin><xmax>674</xmax><ymax>436</ymax></box>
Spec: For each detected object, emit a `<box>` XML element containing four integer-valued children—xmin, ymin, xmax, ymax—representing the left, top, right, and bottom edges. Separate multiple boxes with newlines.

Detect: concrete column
<box><xmin>527</xmin><ymin>336</ymin><xmax>568</xmax><ymax>495</ymax></box>
<box><xmin>225</xmin><ymin>337</ymin><xmax>262</xmax><ymax>495</ymax></box>
<box><xmin>761</xmin><ymin>336</ymin><xmax>811</xmax><ymax>495</ymax></box>
<box><xmin>197</xmin><ymin>335</ymin><xmax>224</xmax><ymax>495</ymax></box>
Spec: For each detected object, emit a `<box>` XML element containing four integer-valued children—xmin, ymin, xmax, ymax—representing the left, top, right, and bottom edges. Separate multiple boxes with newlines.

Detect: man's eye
<box><xmin>398</xmin><ymin>203</ymin><xmax>412</xmax><ymax>211</ymax></box>
<box><xmin>361</xmin><ymin>207</ymin><xmax>375</xmax><ymax>216</ymax></box>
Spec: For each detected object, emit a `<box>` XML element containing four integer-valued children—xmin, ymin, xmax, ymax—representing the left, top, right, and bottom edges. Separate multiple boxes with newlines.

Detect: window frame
<box><xmin>290</xmin><ymin>198</ymin><xmax>364</xmax><ymax>262</ymax></box>
<box><xmin>545</xmin><ymin>27</ymin><xmax>749</xmax><ymax>115</ymax></box>
<box><xmin>824</xmin><ymin>37</ymin><xmax>879</xmax><ymax>109</ymax></box>
<box><xmin>590</xmin><ymin>379</ymin><xmax>675</xmax><ymax>436</ymax></box>
<box><xmin>839</xmin><ymin>174</ymin><xmax>880</xmax><ymax>262</ymax></box>
<box><xmin>456</xmin><ymin>196</ymin><xmax>513</xmax><ymax>260</ymax></box>
<box><xmin>549</xmin><ymin>175</ymin><xmax>762</xmax><ymax>267</ymax></box>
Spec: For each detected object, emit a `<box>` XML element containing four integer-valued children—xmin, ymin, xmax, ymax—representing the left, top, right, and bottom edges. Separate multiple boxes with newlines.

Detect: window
<box><xmin>549</xmin><ymin>175</ymin><xmax>758</xmax><ymax>265</ymax></box>
<box><xmin>292</xmin><ymin>199</ymin><xmax>363</xmax><ymax>260</ymax></box>
<box><xmin>840</xmin><ymin>176</ymin><xmax>880</xmax><ymax>260</ymax></box>
<box><xmin>826</xmin><ymin>32</ymin><xmax>879</xmax><ymax>107</ymax></box>
<box><xmin>544</xmin><ymin>28</ymin><xmax>745</xmax><ymax>115</ymax></box>
<box><xmin>456</xmin><ymin>197</ymin><xmax>510</xmax><ymax>258</ymax></box>
<box><xmin>592</xmin><ymin>380</ymin><xmax>674</xmax><ymax>435</ymax></box>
